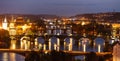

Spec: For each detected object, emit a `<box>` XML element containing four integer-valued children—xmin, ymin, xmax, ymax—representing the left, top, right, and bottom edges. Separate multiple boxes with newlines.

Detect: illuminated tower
<box><xmin>2</xmin><ymin>17</ymin><xmax>8</xmax><ymax>30</ymax></box>
<box><xmin>9</xmin><ymin>16</ymin><xmax>16</xmax><ymax>36</ymax></box>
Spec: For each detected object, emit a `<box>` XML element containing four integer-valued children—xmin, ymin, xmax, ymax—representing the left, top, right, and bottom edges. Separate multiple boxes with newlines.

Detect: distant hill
<box><xmin>0</xmin><ymin>14</ymin><xmax>59</xmax><ymax>20</ymax></box>
<box><xmin>72</xmin><ymin>12</ymin><xmax>120</xmax><ymax>21</ymax></box>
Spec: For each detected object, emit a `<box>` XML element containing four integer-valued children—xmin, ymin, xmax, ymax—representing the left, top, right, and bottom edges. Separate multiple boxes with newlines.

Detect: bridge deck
<box><xmin>0</xmin><ymin>49</ymin><xmax>112</xmax><ymax>56</ymax></box>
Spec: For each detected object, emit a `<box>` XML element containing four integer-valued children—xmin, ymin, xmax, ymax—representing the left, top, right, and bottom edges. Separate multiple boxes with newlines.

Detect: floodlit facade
<box><xmin>2</xmin><ymin>17</ymin><xmax>8</xmax><ymax>30</ymax></box>
<box><xmin>2</xmin><ymin>17</ymin><xmax>31</xmax><ymax>36</ymax></box>
<box><xmin>113</xmin><ymin>43</ymin><xmax>120</xmax><ymax>61</ymax></box>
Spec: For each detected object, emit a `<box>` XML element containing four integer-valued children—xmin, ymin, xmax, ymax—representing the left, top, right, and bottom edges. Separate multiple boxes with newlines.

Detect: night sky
<box><xmin>0</xmin><ymin>0</ymin><xmax>120</xmax><ymax>16</ymax></box>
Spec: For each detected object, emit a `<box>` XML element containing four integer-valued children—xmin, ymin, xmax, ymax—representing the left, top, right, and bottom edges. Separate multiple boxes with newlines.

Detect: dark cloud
<box><xmin>0</xmin><ymin>0</ymin><xmax>119</xmax><ymax>16</ymax></box>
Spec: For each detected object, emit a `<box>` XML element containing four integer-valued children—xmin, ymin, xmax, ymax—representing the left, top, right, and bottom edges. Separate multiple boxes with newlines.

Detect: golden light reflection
<box><xmin>57</xmin><ymin>38</ymin><xmax>60</xmax><ymax>51</ymax></box>
<box><xmin>83</xmin><ymin>44</ymin><xmax>86</xmax><ymax>52</ymax></box>
<box><xmin>98</xmin><ymin>44</ymin><xmax>101</xmax><ymax>53</ymax></box>
<box><xmin>43</xmin><ymin>44</ymin><xmax>46</xmax><ymax>50</ymax></box>
<box><xmin>20</xmin><ymin>40</ymin><xmax>23</xmax><ymax>49</ymax></box>
<box><xmin>70</xmin><ymin>38</ymin><xmax>73</xmax><ymax>51</ymax></box>
<box><xmin>27</xmin><ymin>41</ymin><xmax>30</xmax><ymax>49</ymax></box>
<box><xmin>48</xmin><ymin>39</ymin><xmax>51</xmax><ymax>50</ymax></box>
<box><xmin>10</xmin><ymin>40</ymin><xmax>16</xmax><ymax>49</ymax></box>
<box><xmin>3</xmin><ymin>53</ymin><xmax>8</xmax><ymax>61</ymax></box>
<box><xmin>10</xmin><ymin>53</ymin><xmax>15</xmax><ymax>61</ymax></box>
<box><xmin>38</xmin><ymin>43</ymin><xmax>42</xmax><ymax>50</ymax></box>
<box><xmin>68</xmin><ymin>43</ymin><xmax>72</xmax><ymax>51</ymax></box>
<box><xmin>54</xmin><ymin>44</ymin><xmax>57</xmax><ymax>50</ymax></box>
<box><xmin>64</xmin><ymin>41</ymin><xmax>66</xmax><ymax>50</ymax></box>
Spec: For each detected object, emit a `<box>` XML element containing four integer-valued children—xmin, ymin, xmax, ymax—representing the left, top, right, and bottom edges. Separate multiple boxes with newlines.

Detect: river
<box><xmin>0</xmin><ymin>37</ymin><xmax>106</xmax><ymax>61</ymax></box>
<box><xmin>0</xmin><ymin>53</ymin><xmax>24</xmax><ymax>61</ymax></box>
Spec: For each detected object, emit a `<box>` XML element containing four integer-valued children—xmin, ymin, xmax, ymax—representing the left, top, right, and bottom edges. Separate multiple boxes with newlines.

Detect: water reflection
<box><xmin>9</xmin><ymin>53</ymin><xmax>15</xmax><ymax>61</ymax></box>
<box><xmin>7</xmin><ymin>36</ymin><xmax>108</xmax><ymax>61</ymax></box>
<box><xmin>0</xmin><ymin>53</ymin><xmax>24</xmax><ymax>61</ymax></box>
<box><xmin>10</xmin><ymin>40</ymin><xmax>16</xmax><ymax>49</ymax></box>
<box><xmin>3</xmin><ymin>53</ymin><xmax>8</xmax><ymax>61</ymax></box>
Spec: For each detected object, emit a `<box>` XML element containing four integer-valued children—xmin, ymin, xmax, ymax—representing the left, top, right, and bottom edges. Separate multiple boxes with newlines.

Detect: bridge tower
<box><xmin>9</xmin><ymin>16</ymin><xmax>16</xmax><ymax>36</ymax></box>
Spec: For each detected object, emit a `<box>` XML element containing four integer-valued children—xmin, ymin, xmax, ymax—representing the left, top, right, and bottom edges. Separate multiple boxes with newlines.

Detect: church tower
<box><xmin>9</xmin><ymin>16</ymin><xmax>16</xmax><ymax>36</ymax></box>
<box><xmin>2</xmin><ymin>17</ymin><xmax>8</xmax><ymax>30</ymax></box>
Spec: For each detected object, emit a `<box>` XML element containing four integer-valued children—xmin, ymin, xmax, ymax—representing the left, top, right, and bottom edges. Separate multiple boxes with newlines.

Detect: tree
<box><xmin>0</xmin><ymin>29</ymin><xmax>10</xmax><ymax>48</ymax></box>
<box><xmin>85</xmin><ymin>52</ymin><xmax>99</xmax><ymax>61</ymax></box>
<box><xmin>25</xmin><ymin>51</ymin><xmax>40</xmax><ymax>61</ymax></box>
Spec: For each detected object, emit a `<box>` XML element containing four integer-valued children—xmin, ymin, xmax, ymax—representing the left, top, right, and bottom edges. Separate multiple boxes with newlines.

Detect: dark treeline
<box><xmin>25</xmin><ymin>50</ymin><xmax>112</xmax><ymax>61</ymax></box>
<box><xmin>0</xmin><ymin>29</ymin><xmax>10</xmax><ymax>48</ymax></box>
<box><xmin>25</xmin><ymin>50</ymin><xmax>74</xmax><ymax>61</ymax></box>
<box><xmin>85</xmin><ymin>52</ymin><xmax>112</xmax><ymax>61</ymax></box>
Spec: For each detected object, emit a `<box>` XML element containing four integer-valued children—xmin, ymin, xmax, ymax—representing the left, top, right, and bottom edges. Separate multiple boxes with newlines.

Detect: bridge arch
<box><xmin>35</xmin><ymin>37</ymin><xmax>45</xmax><ymax>44</ymax></box>
<box><xmin>20</xmin><ymin>36</ymin><xmax>30</xmax><ymax>41</ymax></box>
<box><xmin>64</xmin><ymin>37</ymin><xmax>76</xmax><ymax>45</ymax></box>
<box><xmin>48</xmin><ymin>36</ymin><xmax>60</xmax><ymax>50</ymax></box>
<box><xmin>79</xmin><ymin>37</ymin><xmax>91</xmax><ymax>51</ymax></box>
<box><xmin>34</xmin><ymin>37</ymin><xmax>45</xmax><ymax>49</ymax></box>
<box><xmin>63</xmin><ymin>37</ymin><xmax>77</xmax><ymax>50</ymax></box>
<box><xmin>20</xmin><ymin>36</ymin><xmax>30</xmax><ymax>50</ymax></box>
<box><xmin>93</xmin><ymin>37</ymin><xmax>105</xmax><ymax>52</ymax></box>
<box><xmin>94</xmin><ymin>37</ymin><xmax>105</xmax><ymax>46</ymax></box>
<box><xmin>48</xmin><ymin>36</ymin><xmax>60</xmax><ymax>44</ymax></box>
<box><xmin>78</xmin><ymin>37</ymin><xmax>91</xmax><ymax>46</ymax></box>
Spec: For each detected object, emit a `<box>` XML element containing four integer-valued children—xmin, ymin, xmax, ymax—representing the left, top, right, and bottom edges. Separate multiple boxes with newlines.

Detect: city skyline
<box><xmin>0</xmin><ymin>0</ymin><xmax>120</xmax><ymax>16</ymax></box>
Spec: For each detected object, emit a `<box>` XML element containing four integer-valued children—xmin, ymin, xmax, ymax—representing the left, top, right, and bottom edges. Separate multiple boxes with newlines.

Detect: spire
<box><xmin>4</xmin><ymin>17</ymin><xmax>7</xmax><ymax>23</ymax></box>
<box><xmin>2</xmin><ymin>17</ymin><xmax>8</xmax><ymax>30</ymax></box>
<box><xmin>14</xmin><ymin>19</ymin><xmax>16</xmax><ymax>22</ymax></box>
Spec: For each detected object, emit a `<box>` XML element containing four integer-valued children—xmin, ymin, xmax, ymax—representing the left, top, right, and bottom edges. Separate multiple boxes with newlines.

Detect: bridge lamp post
<box><xmin>24</xmin><ymin>40</ymin><xmax>28</xmax><ymax>50</ymax></box>
<box><xmin>64</xmin><ymin>41</ymin><xmax>66</xmax><ymax>50</ymax></box>
<box><xmin>34</xmin><ymin>39</ymin><xmax>38</xmax><ymax>49</ymax></box>
<box><xmin>54</xmin><ymin>44</ymin><xmax>57</xmax><ymax>50</ymax></box>
<box><xmin>57</xmin><ymin>38</ymin><xmax>60</xmax><ymax>51</ymax></box>
<box><xmin>78</xmin><ymin>41</ymin><xmax>81</xmax><ymax>50</ymax></box>
<box><xmin>68</xmin><ymin>43</ymin><xmax>72</xmax><ymax>51</ymax></box>
<box><xmin>83</xmin><ymin>44</ymin><xmax>86</xmax><ymax>52</ymax></box>
<box><xmin>43</xmin><ymin>44</ymin><xmax>46</xmax><ymax>50</ymax></box>
<box><xmin>38</xmin><ymin>43</ymin><xmax>42</xmax><ymax>50</ymax></box>
<box><xmin>70</xmin><ymin>38</ymin><xmax>73</xmax><ymax>51</ymax></box>
<box><xmin>98</xmin><ymin>44</ymin><xmax>101</xmax><ymax>53</ymax></box>
<box><xmin>43</xmin><ymin>33</ymin><xmax>47</xmax><ymax>50</ymax></box>
<box><xmin>27</xmin><ymin>41</ymin><xmax>30</xmax><ymax>49</ymax></box>
<box><xmin>20</xmin><ymin>39</ymin><xmax>24</xmax><ymax>49</ymax></box>
<box><xmin>48</xmin><ymin>39</ymin><xmax>51</xmax><ymax>50</ymax></box>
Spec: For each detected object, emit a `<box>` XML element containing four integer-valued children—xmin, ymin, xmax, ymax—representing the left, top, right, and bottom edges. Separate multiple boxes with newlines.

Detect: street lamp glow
<box><xmin>22</xmin><ymin>24</ymin><xmax>28</xmax><ymax>31</ymax></box>
<box><xmin>81</xmin><ymin>21</ymin><xmax>85</xmax><ymax>26</ymax></box>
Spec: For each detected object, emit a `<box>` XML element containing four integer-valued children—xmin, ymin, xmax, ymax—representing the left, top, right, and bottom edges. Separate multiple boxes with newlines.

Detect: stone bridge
<box><xmin>0</xmin><ymin>49</ymin><xmax>112</xmax><ymax>56</ymax></box>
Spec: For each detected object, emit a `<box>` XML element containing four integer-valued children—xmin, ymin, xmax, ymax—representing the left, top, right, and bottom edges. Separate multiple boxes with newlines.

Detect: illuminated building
<box><xmin>112</xmin><ymin>23</ymin><xmax>120</xmax><ymax>37</ymax></box>
<box><xmin>15</xmin><ymin>17</ymin><xmax>26</xmax><ymax>35</ymax></box>
<box><xmin>2</xmin><ymin>16</ymin><xmax>32</xmax><ymax>36</ymax></box>
<box><xmin>45</xmin><ymin>19</ymin><xmax>72</xmax><ymax>35</ymax></box>
<box><xmin>2</xmin><ymin>17</ymin><xmax>8</xmax><ymax>30</ymax></box>
<box><xmin>9</xmin><ymin>17</ymin><xmax>16</xmax><ymax>36</ymax></box>
<box><xmin>113</xmin><ymin>43</ymin><xmax>120</xmax><ymax>61</ymax></box>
